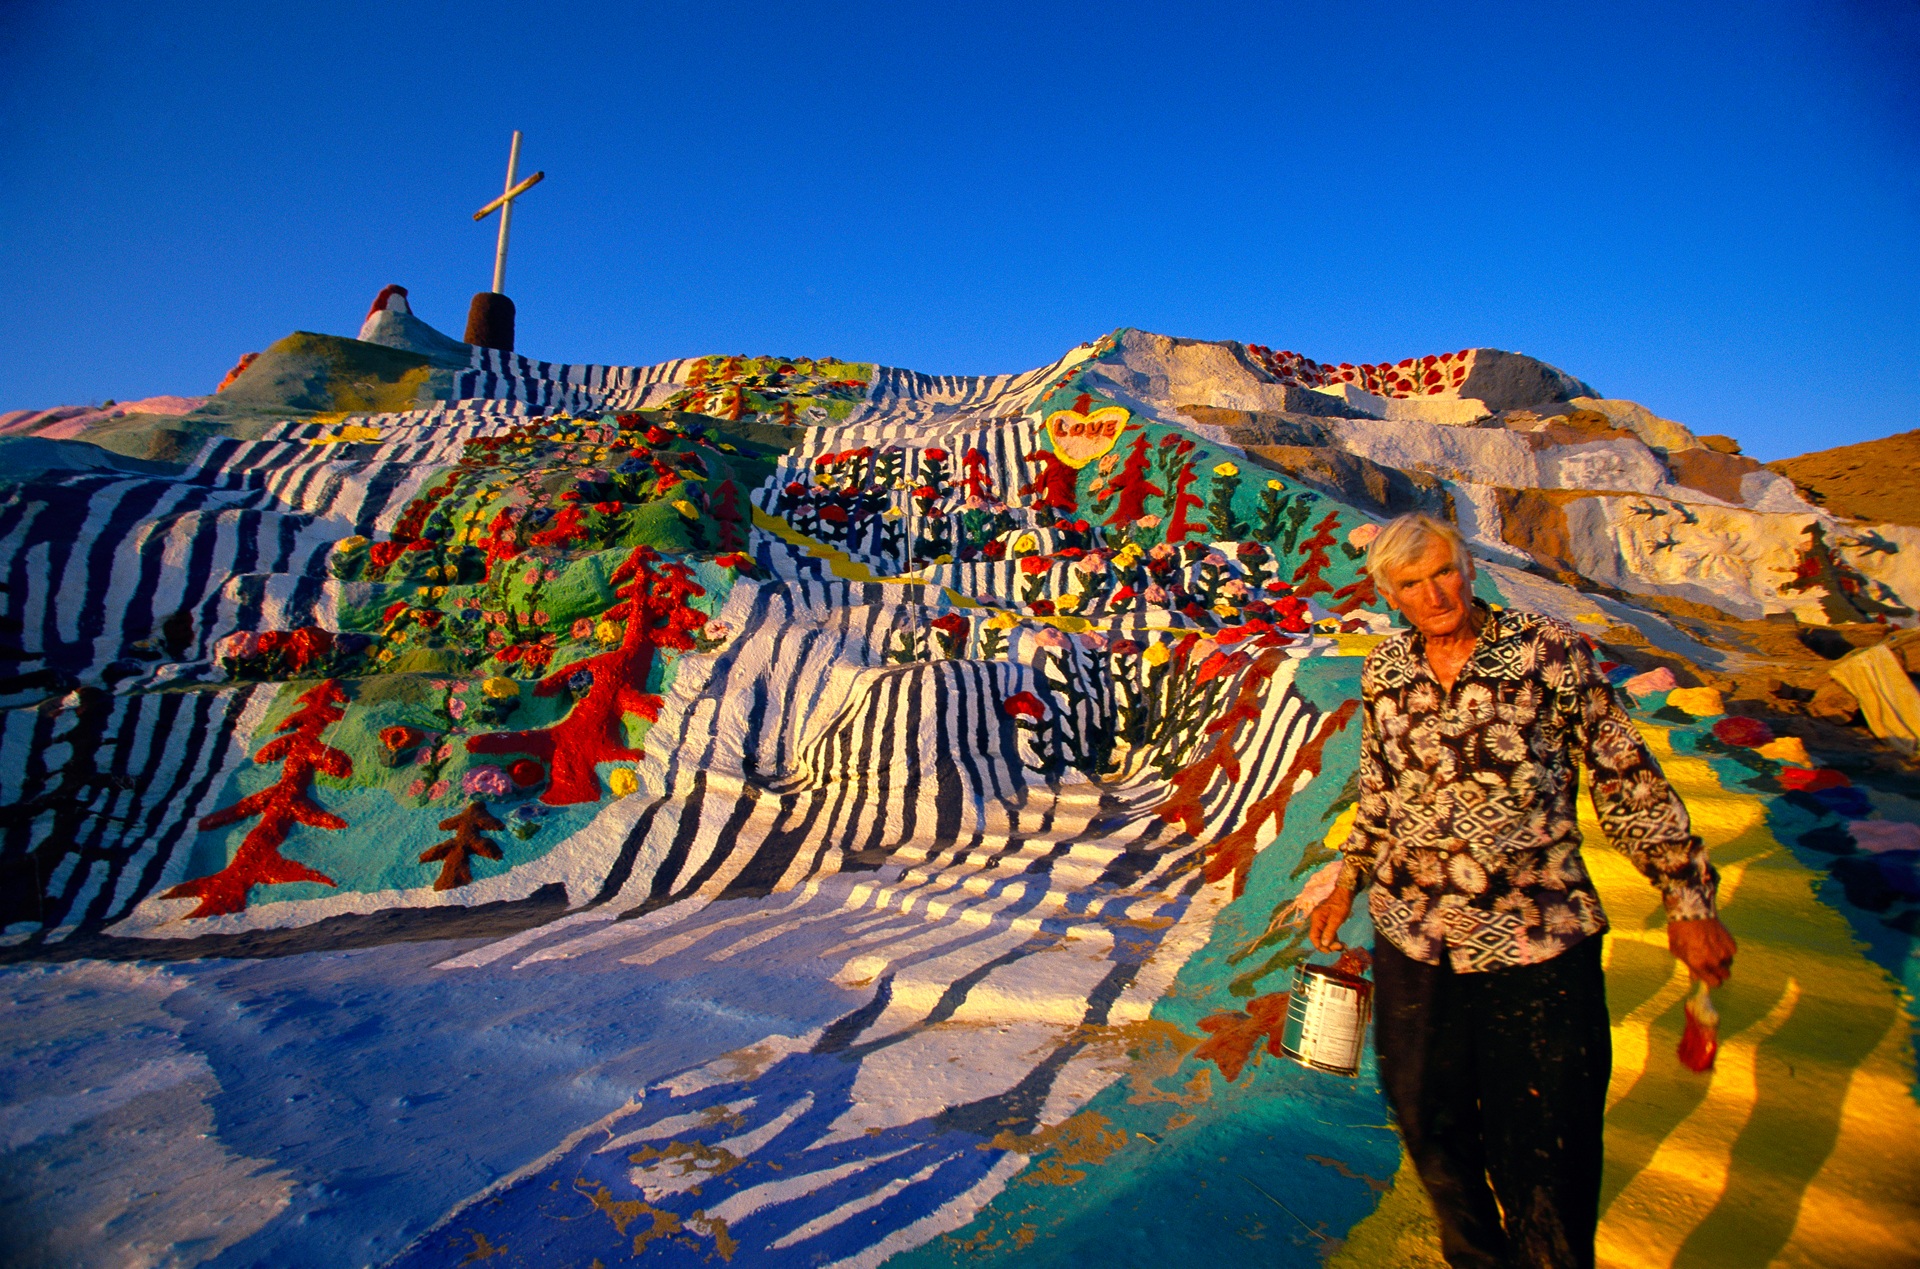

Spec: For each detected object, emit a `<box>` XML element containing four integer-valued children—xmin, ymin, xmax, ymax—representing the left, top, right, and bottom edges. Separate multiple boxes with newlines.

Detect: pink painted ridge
<box><xmin>2</xmin><ymin>395</ymin><xmax>209</xmax><ymax>439</ymax></box>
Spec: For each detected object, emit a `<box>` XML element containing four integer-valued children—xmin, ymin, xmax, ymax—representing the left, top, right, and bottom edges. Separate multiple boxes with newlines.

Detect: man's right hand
<box><xmin>1308</xmin><ymin>889</ymin><xmax>1354</xmax><ymax>953</ymax></box>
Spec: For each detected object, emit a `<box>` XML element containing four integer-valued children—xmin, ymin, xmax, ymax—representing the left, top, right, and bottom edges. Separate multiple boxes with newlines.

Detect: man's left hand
<box><xmin>1669</xmin><ymin>917</ymin><xmax>1736</xmax><ymax>987</ymax></box>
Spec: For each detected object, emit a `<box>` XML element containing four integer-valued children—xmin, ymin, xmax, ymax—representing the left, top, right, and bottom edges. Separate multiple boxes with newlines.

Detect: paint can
<box><xmin>1281</xmin><ymin>960</ymin><xmax>1373</xmax><ymax>1077</ymax></box>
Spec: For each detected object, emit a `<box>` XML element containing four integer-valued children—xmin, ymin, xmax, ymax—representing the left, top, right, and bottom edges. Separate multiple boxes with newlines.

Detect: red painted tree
<box><xmin>1330</xmin><ymin>572</ymin><xmax>1378</xmax><ymax>616</ymax></box>
<box><xmin>1019</xmin><ymin>449</ymin><xmax>1081</xmax><ymax>516</ymax></box>
<box><xmin>163</xmin><ymin>679</ymin><xmax>351</xmax><ymax>918</ymax></box>
<box><xmin>1095</xmin><ymin>434</ymin><xmax>1163</xmax><ymax>527</ymax></box>
<box><xmin>1161</xmin><ymin>461</ymin><xmax>1206</xmax><ymax>544</ymax></box>
<box><xmin>961</xmin><ymin>448</ymin><xmax>996</xmax><ymax>501</ymax></box>
<box><xmin>420</xmin><ymin>801</ymin><xmax>505</xmax><ymax>890</ymax></box>
<box><xmin>709</xmin><ymin>479</ymin><xmax>748</xmax><ymax>551</ymax></box>
<box><xmin>467</xmin><ymin>545</ymin><xmax>707</xmax><ymax>805</ymax></box>
<box><xmin>1290</xmin><ymin>510</ymin><xmax>1342</xmax><ymax>600</ymax></box>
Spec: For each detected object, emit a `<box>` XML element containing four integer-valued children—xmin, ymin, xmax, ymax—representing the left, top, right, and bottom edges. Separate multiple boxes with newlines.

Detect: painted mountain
<box><xmin>1</xmin><ymin>299</ymin><xmax>1915</xmax><ymax>1269</ymax></box>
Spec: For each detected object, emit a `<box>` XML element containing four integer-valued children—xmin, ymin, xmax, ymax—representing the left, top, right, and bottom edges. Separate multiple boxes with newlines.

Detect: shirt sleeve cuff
<box><xmin>1337</xmin><ymin>857</ymin><xmax>1372</xmax><ymax>894</ymax></box>
<box><xmin>1660</xmin><ymin>849</ymin><xmax>1720</xmax><ymax>922</ymax></box>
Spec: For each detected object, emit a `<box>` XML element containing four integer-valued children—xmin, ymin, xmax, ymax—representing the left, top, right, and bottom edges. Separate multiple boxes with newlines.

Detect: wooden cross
<box><xmin>473</xmin><ymin>130</ymin><xmax>546</xmax><ymax>295</ymax></box>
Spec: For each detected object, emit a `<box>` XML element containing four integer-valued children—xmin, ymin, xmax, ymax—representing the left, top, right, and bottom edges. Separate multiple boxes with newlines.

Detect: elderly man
<box><xmin>1309</xmin><ymin>513</ymin><xmax>1736</xmax><ymax>1269</ymax></box>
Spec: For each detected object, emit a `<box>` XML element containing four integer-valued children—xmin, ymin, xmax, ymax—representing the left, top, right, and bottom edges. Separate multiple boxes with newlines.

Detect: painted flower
<box><xmin>985</xmin><ymin>611</ymin><xmax>1021</xmax><ymax>630</ymax></box>
<box><xmin>1013</xmin><ymin>535</ymin><xmax>1038</xmax><ymax>556</ymax></box>
<box><xmin>508</xmin><ymin>759</ymin><xmax>544</xmax><ymax>787</ymax></box>
<box><xmin>1348</xmin><ymin>522</ymin><xmax>1381</xmax><ymax>547</ymax></box>
<box><xmin>607</xmin><ymin>768</ymin><xmax>640</xmax><ymax>798</ymax></box>
<box><xmin>1213</xmin><ymin>462</ymin><xmax>1238</xmax><ymax>478</ymax></box>
<box><xmin>1002</xmin><ymin>691</ymin><xmax>1047</xmax><ymax>721</ymax></box>
<box><xmin>428</xmin><ymin>779</ymin><xmax>451</xmax><ymax>801</ymax></box>
<box><xmin>1267</xmin><ymin>479</ymin><xmax>1284</xmax><ymax>491</ymax></box>
<box><xmin>407</xmin><ymin>778</ymin><xmax>426</xmax><ymax>797</ymax></box>
<box><xmin>482</xmin><ymin>676</ymin><xmax>521</xmax><ymax>700</ymax></box>
<box><xmin>572</xmin><ymin>618</ymin><xmax>594</xmax><ymax>640</ymax></box>
<box><xmin>379</xmin><ymin>725</ymin><xmax>423</xmax><ymax>753</ymax></box>
<box><xmin>1019</xmin><ymin>556</ymin><xmax>1053</xmax><ymax>576</ymax></box>
<box><xmin>463</xmin><ymin>766</ymin><xmax>513</xmax><ymax>797</ymax></box>
<box><xmin>448</xmin><ymin>697</ymin><xmax>467</xmax><ymax>720</ymax></box>
<box><xmin>1143</xmin><ymin>642</ymin><xmax>1171</xmax><ymax>666</ymax></box>
<box><xmin>595</xmin><ymin>620</ymin><xmax>620</xmax><ymax>645</ymax></box>
<box><xmin>673</xmin><ymin>500</ymin><xmax>700</xmax><ymax>519</ymax></box>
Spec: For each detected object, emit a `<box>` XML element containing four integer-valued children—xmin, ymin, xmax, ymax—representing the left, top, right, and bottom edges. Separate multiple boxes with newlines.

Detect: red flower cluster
<box><xmin>930</xmin><ymin>613</ymin><xmax>969</xmax><ymax>639</ymax></box>
<box><xmin>1002</xmin><ymin>691</ymin><xmax>1046</xmax><ymax>721</ymax></box>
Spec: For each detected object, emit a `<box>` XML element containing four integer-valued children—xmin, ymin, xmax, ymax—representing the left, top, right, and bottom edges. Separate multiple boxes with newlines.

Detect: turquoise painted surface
<box><xmin>893</xmin><ymin>658</ymin><xmax>1404</xmax><ymax>1267</ymax></box>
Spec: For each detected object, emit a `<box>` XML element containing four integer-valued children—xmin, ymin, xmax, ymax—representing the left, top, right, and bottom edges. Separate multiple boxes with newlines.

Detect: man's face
<box><xmin>1383</xmin><ymin>536</ymin><xmax>1475</xmax><ymax>640</ymax></box>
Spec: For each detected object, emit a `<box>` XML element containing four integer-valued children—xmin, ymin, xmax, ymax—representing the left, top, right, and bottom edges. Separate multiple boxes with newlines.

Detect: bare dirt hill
<box><xmin>1767</xmin><ymin>429</ymin><xmax>1920</xmax><ymax>526</ymax></box>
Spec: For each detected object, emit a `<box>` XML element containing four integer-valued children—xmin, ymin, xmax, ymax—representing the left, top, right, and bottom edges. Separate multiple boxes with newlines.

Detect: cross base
<box><xmin>465</xmin><ymin>292</ymin><xmax>516</xmax><ymax>353</ymax></box>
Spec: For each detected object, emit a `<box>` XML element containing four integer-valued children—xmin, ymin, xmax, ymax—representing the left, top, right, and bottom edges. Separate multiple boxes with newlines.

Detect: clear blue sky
<box><xmin>2</xmin><ymin>0</ymin><xmax>1913</xmax><ymax>461</ymax></box>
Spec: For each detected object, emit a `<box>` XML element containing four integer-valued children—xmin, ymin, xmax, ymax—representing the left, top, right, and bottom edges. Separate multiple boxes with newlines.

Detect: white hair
<box><xmin>1364</xmin><ymin>513</ymin><xmax>1474</xmax><ymax>591</ymax></box>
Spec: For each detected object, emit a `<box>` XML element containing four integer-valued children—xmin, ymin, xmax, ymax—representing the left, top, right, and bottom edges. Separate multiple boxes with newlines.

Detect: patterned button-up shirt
<box><xmin>1338</xmin><ymin>606</ymin><xmax>1718</xmax><ymax>972</ymax></box>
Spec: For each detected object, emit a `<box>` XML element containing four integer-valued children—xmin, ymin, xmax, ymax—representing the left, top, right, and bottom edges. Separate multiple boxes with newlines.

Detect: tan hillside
<box><xmin>1767</xmin><ymin>429</ymin><xmax>1920</xmax><ymax>527</ymax></box>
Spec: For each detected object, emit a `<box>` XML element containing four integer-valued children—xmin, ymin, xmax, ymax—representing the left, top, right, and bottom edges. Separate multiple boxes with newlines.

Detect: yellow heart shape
<box><xmin>1045</xmin><ymin>406</ymin><xmax>1130</xmax><ymax>469</ymax></box>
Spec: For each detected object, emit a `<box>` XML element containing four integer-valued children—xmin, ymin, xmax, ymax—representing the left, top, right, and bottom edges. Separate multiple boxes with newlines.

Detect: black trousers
<box><xmin>1372</xmin><ymin>934</ymin><xmax>1612</xmax><ymax>1269</ymax></box>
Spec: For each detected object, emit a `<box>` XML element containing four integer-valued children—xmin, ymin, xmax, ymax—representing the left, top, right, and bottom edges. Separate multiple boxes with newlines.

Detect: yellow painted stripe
<box><xmin>1333</xmin><ymin>717</ymin><xmax>1920</xmax><ymax>1268</ymax></box>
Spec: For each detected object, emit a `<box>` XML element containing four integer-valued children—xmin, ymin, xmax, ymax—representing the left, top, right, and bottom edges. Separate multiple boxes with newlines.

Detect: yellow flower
<box><xmin>430</xmin><ymin>586</ymin><xmax>447</xmax><ymax>599</ymax></box>
<box><xmin>1143</xmin><ymin>642</ymin><xmax>1170</xmax><ymax>665</ymax></box>
<box><xmin>376</xmin><ymin>649</ymin><xmax>395</xmax><ymax>662</ymax></box>
<box><xmin>1055</xmin><ymin>592</ymin><xmax>1081</xmax><ymax>611</ymax></box>
<box><xmin>673</xmin><ymin>500</ymin><xmax>700</xmax><ymax>519</ymax></box>
<box><xmin>482</xmin><ymin>676</ymin><xmax>521</xmax><ymax>699</ymax></box>
<box><xmin>1267</xmin><ymin>479</ymin><xmax>1283</xmax><ymax>491</ymax></box>
<box><xmin>595</xmin><ymin>620</ymin><xmax>620</xmax><ymax>645</ymax></box>
<box><xmin>985</xmin><ymin>611</ymin><xmax>1021</xmax><ymax>630</ymax></box>
<box><xmin>1013</xmin><ymin>535</ymin><xmax>1038</xmax><ymax>555</ymax></box>
<box><xmin>608</xmin><ymin>768</ymin><xmax>640</xmax><ymax>797</ymax></box>
<box><xmin>1214</xmin><ymin>601</ymin><xmax>1239</xmax><ymax>617</ymax></box>
<box><xmin>336</xmin><ymin>535</ymin><xmax>367</xmax><ymax>552</ymax></box>
<box><xmin>1213</xmin><ymin>461</ymin><xmax>1238</xmax><ymax>478</ymax></box>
